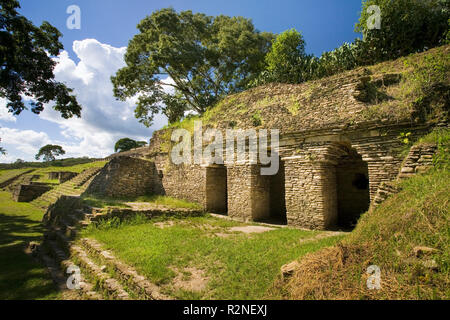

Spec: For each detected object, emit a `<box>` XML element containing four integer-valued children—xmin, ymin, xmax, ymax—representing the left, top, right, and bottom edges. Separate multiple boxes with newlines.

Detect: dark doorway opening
<box><xmin>205</xmin><ymin>165</ymin><xmax>228</xmax><ymax>214</ymax></box>
<box><xmin>336</xmin><ymin>151</ymin><xmax>370</xmax><ymax>229</ymax></box>
<box><xmin>268</xmin><ymin>159</ymin><xmax>287</xmax><ymax>225</ymax></box>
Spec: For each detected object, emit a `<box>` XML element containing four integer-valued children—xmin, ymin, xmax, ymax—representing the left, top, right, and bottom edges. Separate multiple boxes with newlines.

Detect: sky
<box><xmin>0</xmin><ymin>0</ymin><xmax>364</xmax><ymax>163</ymax></box>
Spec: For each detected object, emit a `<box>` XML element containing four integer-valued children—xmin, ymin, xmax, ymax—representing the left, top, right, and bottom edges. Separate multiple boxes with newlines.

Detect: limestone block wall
<box><xmin>250</xmin><ymin>164</ymin><xmax>271</xmax><ymax>221</ymax></box>
<box><xmin>157</xmin><ymin>162</ymin><xmax>206</xmax><ymax>206</ymax></box>
<box><xmin>59</xmin><ymin>172</ymin><xmax>78</xmax><ymax>183</ymax></box>
<box><xmin>85</xmin><ymin>156</ymin><xmax>163</xmax><ymax>198</ymax></box>
<box><xmin>347</xmin><ymin>126</ymin><xmax>430</xmax><ymax>199</ymax></box>
<box><xmin>283</xmin><ymin>157</ymin><xmax>337</xmax><ymax>229</ymax></box>
<box><xmin>371</xmin><ymin>142</ymin><xmax>438</xmax><ymax>208</ymax></box>
<box><xmin>227</xmin><ymin>164</ymin><xmax>253</xmax><ymax>221</ymax></box>
<box><xmin>145</xmin><ymin>123</ymin><xmax>433</xmax><ymax>230</ymax></box>
<box><xmin>47</xmin><ymin>172</ymin><xmax>77</xmax><ymax>183</ymax></box>
<box><xmin>398</xmin><ymin>143</ymin><xmax>438</xmax><ymax>179</ymax></box>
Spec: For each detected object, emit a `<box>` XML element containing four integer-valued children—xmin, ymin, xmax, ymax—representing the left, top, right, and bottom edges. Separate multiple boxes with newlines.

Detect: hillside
<box><xmin>268</xmin><ymin>128</ymin><xmax>449</xmax><ymax>300</ymax></box>
<box><xmin>149</xmin><ymin>45</ymin><xmax>449</xmax><ymax>154</ymax></box>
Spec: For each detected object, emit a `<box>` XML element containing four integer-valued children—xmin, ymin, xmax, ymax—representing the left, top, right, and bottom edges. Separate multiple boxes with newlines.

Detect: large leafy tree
<box><xmin>112</xmin><ymin>8</ymin><xmax>273</xmax><ymax>127</ymax></box>
<box><xmin>356</xmin><ymin>0</ymin><xmax>449</xmax><ymax>63</ymax></box>
<box><xmin>35</xmin><ymin>144</ymin><xmax>65</xmax><ymax>162</ymax></box>
<box><xmin>114</xmin><ymin>138</ymin><xmax>147</xmax><ymax>153</ymax></box>
<box><xmin>0</xmin><ymin>0</ymin><xmax>81</xmax><ymax>118</ymax></box>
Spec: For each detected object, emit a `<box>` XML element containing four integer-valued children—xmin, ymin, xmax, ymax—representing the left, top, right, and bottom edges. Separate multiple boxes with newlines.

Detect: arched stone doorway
<box><xmin>335</xmin><ymin>147</ymin><xmax>370</xmax><ymax>229</ymax></box>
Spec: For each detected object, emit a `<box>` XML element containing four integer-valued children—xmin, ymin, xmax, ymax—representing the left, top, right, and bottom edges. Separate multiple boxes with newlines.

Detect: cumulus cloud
<box><xmin>0</xmin><ymin>39</ymin><xmax>169</xmax><ymax>162</ymax></box>
<box><xmin>37</xmin><ymin>39</ymin><xmax>168</xmax><ymax>159</ymax></box>
<box><xmin>0</xmin><ymin>127</ymin><xmax>51</xmax><ymax>161</ymax></box>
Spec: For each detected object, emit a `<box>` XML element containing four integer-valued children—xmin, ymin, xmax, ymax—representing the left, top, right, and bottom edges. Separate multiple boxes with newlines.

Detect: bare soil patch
<box><xmin>172</xmin><ymin>267</ymin><xmax>209</xmax><ymax>292</ymax></box>
<box><xmin>229</xmin><ymin>226</ymin><xmax>276</xmax><ymax>234</ymax></box>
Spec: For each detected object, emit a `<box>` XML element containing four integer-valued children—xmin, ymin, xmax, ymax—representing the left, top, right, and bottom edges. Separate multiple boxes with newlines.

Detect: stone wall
<box><xmin>283</xmin><ymin>158</ymin><xmax>337</xmax><ymax>229</ymax></box>
<box><xmin>398</xmin><ymin>143</ymin><xmax>438</xmax><ymax>179</ymax></box>
<box><xmin>154</xmin><ymin>155</ymin><xmax>206</xmax><ymax>205</ymax></box>
<box><xmin>85</xmin><ymin>156</ymin><xmax>164</xmax><ymax>198</ymax></box>
<box><xmin>48</xmin><ymin>172</ymin><xmax>78</xmax><ymax>183</ymax></box>
<box><xmin>226</xmin><ymin>164</ymin><xmax>253</xmax><ymax>221</ymax></box>
<box><xmin>143</xmin><ymin>123</ymin><xmax>434</xmax><ymax>230</ymax></box>
<box><xmin>371</xmin><ymin>142</ymin><xmax>438</xmax><ymax>208</ymax></box>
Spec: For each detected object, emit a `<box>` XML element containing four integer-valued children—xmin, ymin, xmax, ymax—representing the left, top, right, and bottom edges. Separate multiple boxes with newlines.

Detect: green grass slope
<box><xmin>0</xmin><ymin>191</ymin><xmax>60</xmax><ymax>300</ymax></box>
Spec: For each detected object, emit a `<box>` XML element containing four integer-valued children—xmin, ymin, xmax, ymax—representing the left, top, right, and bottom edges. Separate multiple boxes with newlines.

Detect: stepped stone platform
<box><xmin>371</xmin><ymin>143</ymin><xmax>438</xmax><ymax>209</ymax></box>
<box><xmin>37</xmin><ymin>194</ymin><xmax>199</xmax><ymax>300</ymax></box>
<box><xmin>31</xmin><ymin>167</ymin><xmax>103</xmax><ymax>210</ymax></box>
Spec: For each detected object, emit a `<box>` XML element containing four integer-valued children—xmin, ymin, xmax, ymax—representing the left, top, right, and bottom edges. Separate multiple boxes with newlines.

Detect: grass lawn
<box><xmin>0</xmin><ymin>191</ymin><xmax>60</xmax><ymax>300</ymax></box>
<box><xmin>0</xmin><ymin>169</ymin><xmax>34</xmax><ymax>184</ymax></box>
<box><xmin>82</xmin><ymin>215</ymin><xmax>344</xmax><ymax>300</ymax></box>
<box><xmin>31</xmin><ymin>161</ymin><xmax>107</xmax><ymax>175</ymax></box>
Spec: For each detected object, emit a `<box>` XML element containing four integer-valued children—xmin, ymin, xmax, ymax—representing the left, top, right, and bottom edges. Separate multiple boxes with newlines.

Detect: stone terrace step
<box><xmin>79</xmin><ymin>238</ymin><xmax>170</xmax><ymax>300</ymax></box>
<box><xmin>40</xmin><ymin>238</ymin><xmax>104</xmax><ymax>300</ymax></box>
<box><xmin>70</xmin><ymin>245</ymin><xmax>130</xmax><ymax>300</ymax></box>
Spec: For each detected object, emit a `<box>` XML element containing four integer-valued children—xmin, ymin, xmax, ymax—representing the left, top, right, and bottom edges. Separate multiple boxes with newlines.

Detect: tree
<box><xmin>35</xmin><ymin>144</ymin><xmax>65</xmax><ymax>162</ymax></box>
<box><xmin>114</xmin><ymin>138</ymin><xmax>147</xmax><ymax>153</ymax></box>
<box><xmin>264</xmin><ymin>29</ymin><xmax>310</xmax><ymax>83</ymax></box>
<box><xmin>0</xmin><ymin>0</ymin><xmax>81</xmax><ymax>118</ymax></box>
<box><xmin>250</xmin><ymin>29</ymin><xmax>316</xmax><ymax>85</ymax></box>
<box><xmin>355</xmin><ymin>0</ymin><xmax>449</xmax><ymax>63</ymax></box>
<box><xmin>112</xmin><ymin>8</ymin><xmax>273</xmax><ymax>127</ymax></box>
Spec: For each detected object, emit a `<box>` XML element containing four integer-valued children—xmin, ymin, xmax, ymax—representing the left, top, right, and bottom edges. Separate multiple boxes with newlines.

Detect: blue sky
<box><xmin>0</xmin><ymin>0</ymin><xmax>364</xmax><ymax>162</ymax></box>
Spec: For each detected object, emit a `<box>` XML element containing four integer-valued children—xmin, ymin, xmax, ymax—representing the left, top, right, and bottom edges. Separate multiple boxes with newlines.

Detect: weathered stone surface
<box><xmin>85</xmin><ymin>156</ymin><xmax>164</xmax><ymax>198</ymax></box>
<box><xmin>413</xmin><ymin>246</ymin><xmax>438</xmax><ymax>257</ymax></box>
<box><xmin>141</xmin><ymin>124</ymin><xmax>438</xmax><ymax>230</ymax></box>
<box><xmin>281</xmin><ymin>261</ymin><xmax>301</xmax><ymax>279</ymax></box>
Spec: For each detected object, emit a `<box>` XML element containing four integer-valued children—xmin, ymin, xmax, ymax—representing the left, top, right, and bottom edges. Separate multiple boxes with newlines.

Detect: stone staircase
<box><xmin>38</xmin><ymin>205</ymin><xmax>170</xmax><ymax>300</ymax></box>
<box><xmin>371</xmin><ymin>143</ymin><xmax>438</xmax><ymax>209</ymax></box>
<box><xmin>31</xmin><ymin>167</ymin><xmax>103</xmax><ymax>210</ymax></box>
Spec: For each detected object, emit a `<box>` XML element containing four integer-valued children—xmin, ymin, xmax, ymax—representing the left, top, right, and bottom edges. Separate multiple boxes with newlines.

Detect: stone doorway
<box><xmin>268</xmin><ymin>159</ymin><xmax>287</xmax><ymax>224</ymax></box>
<box><xmin>335</xmin><ymin>149</ymin><xmax>370</xmax><ymax>229</ymax></box>
<box><xmin>205</xmin><ymin>165</ymin><xmax>228</xmax><ymax>214</ymax></box>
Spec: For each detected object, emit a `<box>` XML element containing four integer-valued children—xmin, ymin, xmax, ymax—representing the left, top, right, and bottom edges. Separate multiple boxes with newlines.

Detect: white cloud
<box><xmin>0</xmin><ymin>127</ymin><xmax>51</xmax><ymax>160</ymax></box>
<box><xmin>0</xmin><ymin>39</ymin><xmax>169</xmax><ymax>162</ymax></box>
<box><xmin>36</xmin><ymin>38</ymin><xmax>168</xmax><ymax>159</ymax></box>
<box><xmin>0</xmin><ymin>98</ymin><xmax>17</xmax><ymax>122</ymax></box>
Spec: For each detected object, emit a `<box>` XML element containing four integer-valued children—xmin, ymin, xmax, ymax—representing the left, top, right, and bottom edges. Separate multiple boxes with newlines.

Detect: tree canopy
<box><xmin>114</xmin><ymin>138</ymin><xmax>147</xmax><ymax>153</ymax></box>
<box><xmin>252</xmin><ymin>0</ymin><xmax>449</xmax><ymax>86</ymax></box>
<box><xmin>356</xmin><ymin>0</ymin><xmax>449</xmax><ymax>63</ymax></box>
<box><xmin>35</xmin><ymin>144</ymin><xmax>65</xmax><ymax>162</ymax></box>
<box><xmin>112</xmin><ymin>8</ymin><xmax>273</xmax><ymax>126</ymax></box>
<box><xmin>251</xmin><ymin>29</ymin><xmax>313</xmax><ymax>85</ymax></box>
<box><xmin>0</xmin><ymin>0</ymin><xmax>81</xmax><ymax>118</ymax></box>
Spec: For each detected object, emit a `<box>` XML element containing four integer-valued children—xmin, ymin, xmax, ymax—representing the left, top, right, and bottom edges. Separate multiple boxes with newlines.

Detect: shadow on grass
<box><xmin>0</xmin><ymin>212</ymin><xmax>59</xmax><ymax>300</ymax></box>
<box><xmin>0</xmin><ymin>213</ymin><xmax>46</xmax><ymax>246</ymax></box>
